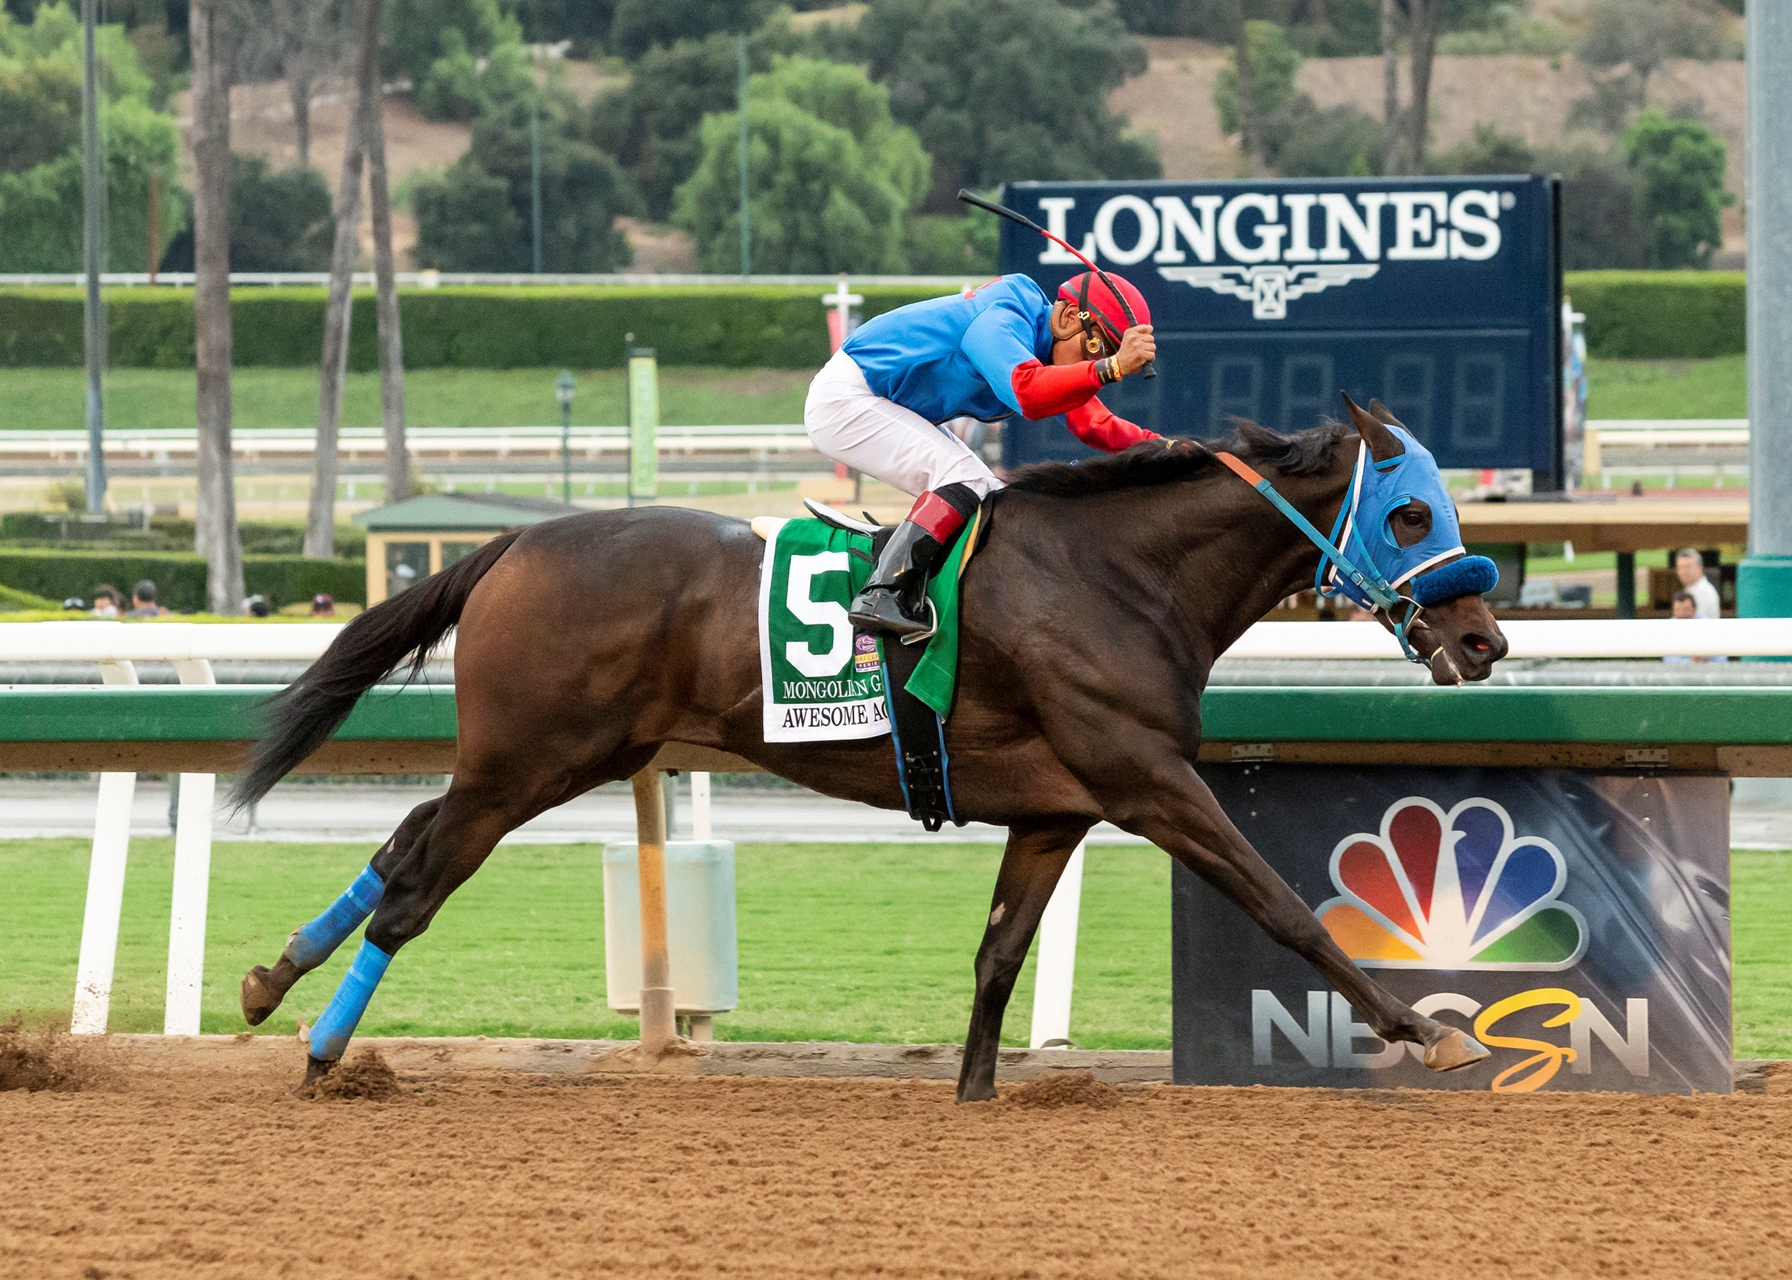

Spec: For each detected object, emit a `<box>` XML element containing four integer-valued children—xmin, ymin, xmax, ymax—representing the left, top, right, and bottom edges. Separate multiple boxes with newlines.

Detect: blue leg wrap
<box><xmin>308</xmin><ymin>938</ymin><xmax>392</xmax><ymax>1062</ymax></box>
<box><xmin>286</xmin><ymin>865</ymin><xmax>385</xmax><ymax>970</ymax></box>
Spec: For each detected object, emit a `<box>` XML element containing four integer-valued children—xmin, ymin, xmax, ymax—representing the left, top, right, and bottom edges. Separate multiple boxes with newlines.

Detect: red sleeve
<box><xmin>1065</xmin><ymin>395</ymin><xmax>1159</xmax><ymax>453</ymax></box>
<box><xmin>1009</xmin><ymin>358</ymin><xmax>1101</xmax><ymax>419</ymax></box>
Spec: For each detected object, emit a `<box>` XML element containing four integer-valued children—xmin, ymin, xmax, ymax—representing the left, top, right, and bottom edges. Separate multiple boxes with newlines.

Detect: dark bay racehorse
<box><xmin>235</xmin><ymin>399</ymin><xmax>1509</xmax><ymax>1099</ymax></box>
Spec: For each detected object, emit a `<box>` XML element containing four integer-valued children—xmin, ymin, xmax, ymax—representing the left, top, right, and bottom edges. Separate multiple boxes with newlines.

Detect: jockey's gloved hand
<box><xmin>1115</xmin><ymin>325</ymin><xmax>1156</xmax><ymax>378</ymax></box>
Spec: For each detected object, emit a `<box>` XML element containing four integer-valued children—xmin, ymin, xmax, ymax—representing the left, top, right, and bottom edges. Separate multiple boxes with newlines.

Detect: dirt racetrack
<box><xmin>3</xmin><ymin>1039</ymin><xmax>1790</xmax><ymax>1280</ymax></box>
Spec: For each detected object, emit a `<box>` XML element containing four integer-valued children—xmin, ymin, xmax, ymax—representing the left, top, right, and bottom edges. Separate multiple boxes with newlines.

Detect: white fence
<box><xmin>0</xmin><ymin>423</ymin><xmax>816</xmax><ymax>464</ymax></box>
<box><xmin>11</xmin><ymin>616</ymin><xmax>1792</xmax><ymax>1046</ymax></box>
<box><xmin>0</xmin><ymin>272</ymin><xmax>975</xmax><ymax>289</ymax></box>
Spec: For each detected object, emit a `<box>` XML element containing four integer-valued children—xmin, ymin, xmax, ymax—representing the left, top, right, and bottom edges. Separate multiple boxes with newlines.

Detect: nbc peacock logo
<box><xmin>1317</xmin><ymin>797</ymin><xmax>1588</xmax><ymax>971</ymax></box>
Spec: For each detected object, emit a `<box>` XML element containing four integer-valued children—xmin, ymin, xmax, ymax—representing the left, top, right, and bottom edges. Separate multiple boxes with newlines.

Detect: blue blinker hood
<box><xmin>1323</xmin><ymin>422</ymin><xmax>1497</xmax><ymax>610</ymax></box>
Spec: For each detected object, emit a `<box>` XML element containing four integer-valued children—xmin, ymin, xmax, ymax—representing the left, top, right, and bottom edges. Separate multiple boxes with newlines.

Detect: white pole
<box><xmin>163</xmin><ymin>659</ymin><xmax>216</xmax><ymax>1035</ymax></box>
<box><xmin>691</xmin><ymin>772</ymin><xmax>712</xmax><ymax>840</ymax></box>
<box><xmin>1029</xmin><ymin>840</ymin><xmax>1086</xmax><ymax>1049</ymax></box>
<box><xmin>70</xmin><ymin>660</ymin><xmax>139</xmax><ymax>1035</ymax></box>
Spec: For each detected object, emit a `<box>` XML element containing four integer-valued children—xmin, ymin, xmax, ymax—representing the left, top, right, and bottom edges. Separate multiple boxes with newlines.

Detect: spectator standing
<box><xmin>92</xmin><ymin>585</ymin><xmax>122</xmax><ymax>617</ymax></box>
<box><xmin>1674</xmin><ymin>549</ymin><xmax>1721</xmax><ymax>619</ymax></box>
<box><xmin>127</xmin><ymin>580</ymin><xmax>169</xmax><ymax>617</ymax></box>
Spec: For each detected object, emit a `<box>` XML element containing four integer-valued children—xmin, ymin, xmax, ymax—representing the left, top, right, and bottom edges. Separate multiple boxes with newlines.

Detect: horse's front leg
<box><xmin>1113</xmin><ymin>764</ymin><xmax>1487</xmax><ymax>1072</ymax></box>
<box><xmin>956</xmin><ymin>819</ymin><xmax>1091</xmax><ymax>1103</ymax></box>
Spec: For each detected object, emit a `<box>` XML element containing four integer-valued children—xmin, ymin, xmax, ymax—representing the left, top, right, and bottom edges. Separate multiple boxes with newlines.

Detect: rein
<box><xmin>1212</xmin><ymin>448</ymin><xmax>1430</xmax><ymax>665</ymax></box>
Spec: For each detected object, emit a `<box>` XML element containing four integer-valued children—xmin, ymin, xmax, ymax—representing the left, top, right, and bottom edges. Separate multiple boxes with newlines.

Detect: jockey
<box><xmin>806</xmin><ymin>270</ymin><xmax>1159</xmax><ymax>638</ymax></box>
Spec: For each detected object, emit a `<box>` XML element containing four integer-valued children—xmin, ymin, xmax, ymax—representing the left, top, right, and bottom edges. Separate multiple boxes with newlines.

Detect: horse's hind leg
<box><xmin>298</xmin><ymin>743</ymin><xmax>655</xmax><ymax>1087</ymax></box>
<box><xmin>956</xmin><ymin>819</ymin><xmax>1091</xmax><ymax>1103</ymax></box>
<box><xmin>240</xmin><ymin>796</ymin><xmax>443</xmax><ymax>1026</ymax></box>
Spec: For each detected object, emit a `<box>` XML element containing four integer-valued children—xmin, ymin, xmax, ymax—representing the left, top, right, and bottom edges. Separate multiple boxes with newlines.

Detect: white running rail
<box><xmin>0</xmin><ymin>424</ymin><xmax>815</xmax><ymax>461</ymax></box>
<box><xmin>5</xmin><ymin>617</ymin><xmax>1790</xmax><ymax>666</ymax></box>
<box><xmin>12</xmin><ymin>614</ymin><xmax>1791</xmax><ymax>1043</ymax></box>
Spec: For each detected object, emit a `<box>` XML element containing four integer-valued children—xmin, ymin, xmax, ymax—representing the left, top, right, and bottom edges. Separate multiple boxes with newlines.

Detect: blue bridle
<box><xmin>1216</xmin><ymin>428</ymin><xmax>1498</xmax><ymax>664</ymax></box>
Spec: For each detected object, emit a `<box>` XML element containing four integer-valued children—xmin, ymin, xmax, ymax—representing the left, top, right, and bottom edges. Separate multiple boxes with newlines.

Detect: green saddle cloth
<box><xmin>763</xmin><ymin>513</ymin><xmax>974</xmax><ymax>724</ymax></box>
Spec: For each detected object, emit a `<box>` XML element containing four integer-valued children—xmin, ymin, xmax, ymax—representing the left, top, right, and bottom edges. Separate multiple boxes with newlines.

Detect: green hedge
<box><xmin>1565</xmin><ymin>271</ymin><xmax>1745</xmax><ymax>359</ymax></box>
<box><xmin>0</xmin><ymin>284</ymin><xmax>952</xmax><ymax>370</ymax></box>
<box><xmin>0</xmin><ymin>275</ymin><xmax>1744</xmax><ymax>367</ymax></box>
<box><xmin>0</xmin><ymin>549</ymin><xmax>365</xmax><ymax>611</ymax></box>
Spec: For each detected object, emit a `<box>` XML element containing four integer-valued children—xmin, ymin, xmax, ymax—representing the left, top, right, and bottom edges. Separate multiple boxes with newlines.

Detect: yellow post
<box><xmin>630</xmin><ymin>768</ymin><xmax>676</xmax><ymax>1054</ymax></box>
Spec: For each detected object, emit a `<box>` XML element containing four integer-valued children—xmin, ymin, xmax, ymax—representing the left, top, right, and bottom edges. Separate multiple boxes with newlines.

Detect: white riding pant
<box><xmin>804</xmin><ymin>349</ymin><xmax>1003</xmax><ymax>500</ymax></box>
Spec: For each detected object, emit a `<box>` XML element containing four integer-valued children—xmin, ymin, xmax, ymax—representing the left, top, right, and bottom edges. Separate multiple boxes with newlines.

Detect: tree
<box><xmin>0</xmin><ymin>59</ymin><xmax>81</xmax><ymax>172</ymax></box>
<box><xmin>1578</xmin><ymin>0</ymin><xmax>1725</xmax><ymax>104</ymax></box>
<box><xmin>1216</xmin><ymin>21</ymin><xmax>1383</xmax><ymax>177</ymax></box>
<box><xmin>160</xmin><ymin>154</ymin><xmax>333</xmax><ymax>270</ymax></box>
<box><xmin>364</xmin><ymin>0</ymin><xmax>408</xmax><ymax>505</ymax></box>
<box><xmin>1215</xmin><ymin>18</ymin><xmax>1302</xmax><ymax>174</ymax></box>
<box><xmin>1381</xmin><ymin>0</ymin><xmax>1399</xmax><ymax>172</ymax></box>
<box><xmin>1267</xmin><ymin>100</ymin><xmax>1385</xmax><ymax>176</ymax></box>
<box><xmin>0</xmin><ymin>2</ymin><xmax>186</xmax><ymax>271</ymax></box>
<box><xmin>266</xmin><ymin>0</ymin><xmax>347</xmax><ymax>168</ymax></box>
<box><xmin>608</xmin><ymin>0</ymin><xmax>767</xmax><ymax>60</ymax></box>
<box><xmin>673</xmin><ymin>57</ymin><xmax>929</xmax><ymax>273</ymax></box>
<box><xmin>383</xmin><ymin>0</ymin><xmax>529</xmax><ymax>121</ymax></box>
<box><xmin>414</xmin><ymin>86</ymin><xmax>637</xmax><ymax>271</ymax></box>
<box><xmin>1623</xmin><ymin>106</ymin><xmax>1730</xmax><ymax>268</ymax></box>
<box><xmin>307</xmin><ymin>0</ymin><xmax>378</xmax><ymax>560</ymax></box>
<box><xmin>514</xmin><ymin>0</ymin><xmax>613</xmax><ymax>53</ymax></box>
<box><xmin>853</xmin><ymin>0</ymin><xmax>1158</xmax><ymax>212</ymax></box>
<box><xmin>586</xmin><ymin>22</ymin><xmax>801</xmax><ymax>221</ymax></box>
<box><xmin>190</xmin><ymin>0</ymin><xmax>244</xmax><ymax>613</ymax></box>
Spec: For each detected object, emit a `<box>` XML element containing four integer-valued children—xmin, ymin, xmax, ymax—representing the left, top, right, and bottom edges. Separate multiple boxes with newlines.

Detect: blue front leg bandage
<box><xmin>308</xmin><ymin>938</ymin><xmax>392</xmax><ymax>1062</ymax></box>
<box><xmin>286</xmin><ymin>865</ymin><xmax>385</xmax><ymax>971</ymax></box>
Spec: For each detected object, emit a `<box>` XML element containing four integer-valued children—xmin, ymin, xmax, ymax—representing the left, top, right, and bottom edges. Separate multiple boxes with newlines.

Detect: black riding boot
<box><xmin>848</xmin><ymin>483</ymin><xmax>979</xmax><ymax>639</ymax></box>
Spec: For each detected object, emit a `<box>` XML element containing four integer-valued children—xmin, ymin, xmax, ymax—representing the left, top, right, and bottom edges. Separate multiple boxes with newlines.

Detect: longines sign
<box><xmin>997</xmin><ymin>177</ymin><xmax>1561</xmax><ymax>475</ymax></box>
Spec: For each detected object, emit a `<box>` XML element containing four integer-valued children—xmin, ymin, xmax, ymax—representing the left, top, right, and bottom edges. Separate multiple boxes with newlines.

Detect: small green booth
<box><xmin>353</xmin><ymin>493</ymin><xmax>584</xmax><ymax>605</ymax></box>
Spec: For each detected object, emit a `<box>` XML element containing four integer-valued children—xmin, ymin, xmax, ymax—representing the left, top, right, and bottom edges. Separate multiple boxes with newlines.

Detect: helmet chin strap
<box><xmin>1075</xmin><ymin>272</ymin><xmax>1104</xmax><ymax>355</ymax></box>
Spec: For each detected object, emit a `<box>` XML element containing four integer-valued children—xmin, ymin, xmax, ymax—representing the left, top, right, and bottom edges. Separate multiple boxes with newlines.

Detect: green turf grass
<box><xmin>1733</xmin><ymin>850</ymin><xmax>1792</xmax><ymax>1059</ymax></box>
<box><xmin>1</xmin><ymin>359</ymin><xmax>1740</xmax><ymax>431</ymax></box>
<box><xmin>9</xmin><ymin>836</ymin><xmax>1780</xmax><ymax>1057</ymax></box>
<box><xmin>3</xmin><ymin>366</ymin><xmax>813</xmax><ymax>433</ymax></box>
<box><xmin>1</xmin><ymin>838</ymin><xmax>1169</xmax><ymax>1048</ymax></box>
<box><xmin>1584</xmin><ymin>355</ymin><xmax>1746</xmax><ymax>420</ymax></box>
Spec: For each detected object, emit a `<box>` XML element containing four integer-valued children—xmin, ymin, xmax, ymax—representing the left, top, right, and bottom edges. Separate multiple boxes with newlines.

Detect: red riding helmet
<box><xmin>1057</xmin><ymin>271</ymin><xmax>1151</xmax><ymax>349</ymax></box>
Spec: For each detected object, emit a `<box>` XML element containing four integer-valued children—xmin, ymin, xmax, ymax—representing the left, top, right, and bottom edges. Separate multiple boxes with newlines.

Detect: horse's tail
<box><xmin>230</xmin><ymin>530</ymin><xmax>522</xmax><ymax>809</ymax></box>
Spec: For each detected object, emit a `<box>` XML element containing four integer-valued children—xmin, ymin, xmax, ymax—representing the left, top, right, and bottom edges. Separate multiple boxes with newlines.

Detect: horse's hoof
<box><xmin>1423</xmin><ymin>1027</ymin><xmax>1490</xmax><ymax>1072</ymax></box>
<box><xmin>297</xmin><ymin>1054</ymin><xmax>335</xmax><ymax>1096</ymax></box>
<box><xmin>955</xmin><ymin>1082</ymin><xmax>999</xmax><ymax>1104</ymax></box>
<box><xmin>241</xmin><ymin>966</ymin><xmax>279</xmax><ymax>1026</ymax></box>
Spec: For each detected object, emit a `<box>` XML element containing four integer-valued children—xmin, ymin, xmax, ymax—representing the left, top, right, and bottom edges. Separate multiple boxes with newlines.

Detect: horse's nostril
<box><xmin>1465</xmin><ymin>633</ymin><xmax>1493</xmax><ymax>654</ymax></box>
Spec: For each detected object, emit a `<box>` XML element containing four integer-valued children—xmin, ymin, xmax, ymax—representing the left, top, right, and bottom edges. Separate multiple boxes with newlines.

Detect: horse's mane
<box><xmin>1005</xmin><ymin>418</ymin><xmax>1350</xmax><ymax>498</ymax></box>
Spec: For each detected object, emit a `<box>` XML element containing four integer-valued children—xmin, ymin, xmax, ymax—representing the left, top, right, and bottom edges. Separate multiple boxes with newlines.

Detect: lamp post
<box><xmin>556</xmin><ymin>372</ymin><xmax>576</xmax><ymax>503</ymax></box>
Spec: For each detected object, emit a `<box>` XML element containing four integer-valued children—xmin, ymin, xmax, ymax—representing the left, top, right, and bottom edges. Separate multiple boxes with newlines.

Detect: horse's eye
<box><xmin>1390</xmin><ymin>500</ymin><xmax>1432</xmax><ymax>548</ymax></box>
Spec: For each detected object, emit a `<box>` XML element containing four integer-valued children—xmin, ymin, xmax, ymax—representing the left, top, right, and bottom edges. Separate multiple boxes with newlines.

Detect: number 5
<box><xmin>785</xmin><ymin>552</ymin><xmax>853</xmax><ymax>678</ymax></box>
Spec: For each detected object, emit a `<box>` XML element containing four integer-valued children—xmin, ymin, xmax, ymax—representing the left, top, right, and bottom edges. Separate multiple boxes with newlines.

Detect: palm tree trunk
<box><xmin>1407</xmin><ymin>0</ymin><xmax>1438</xmax><ymax>173</ymax></box>
<box><xmin>190</xmin><ymin>0</ymin><xmax>243</xmax><ymax>613</ymax></box>
<box><xmin>1381</xmin><ymin>0</ymin><xmax>1401</xmax><ymax>174</ymax></box>
<box><xmin>363</xmin><ymin>0</ymin><xmax>409</xmax><ymax>505</ymax></box>
<box><xmin>305</xmin><ymin>0</ymin><xmax>377</xmax><ymax>560</ymax></box>
<box><xmin>1232</xmin><ymin>2</ymin><xmax>1266</xmax><ymax>178</ymax></box>
<box><xmin>289</xmin><ymin>66</ymin><xmax>312</xmax><ymax>168</ymax></box>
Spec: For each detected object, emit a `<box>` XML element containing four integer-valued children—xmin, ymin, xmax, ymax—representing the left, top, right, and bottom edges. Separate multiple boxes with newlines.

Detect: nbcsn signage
<box><xmin>1172</xmin><ymin>769</ymin><xmax>1733</xmax><ymax>1096</ymax></box>
<box><xmin>1253</xmin><ymin>797</ymin><xmax>1637</xmax><ymax>1095</ymax></box>
<box><xmin>997</xmin><ymin>178</ymin><xmax>1561</xmax><ymax>475</ymax></box>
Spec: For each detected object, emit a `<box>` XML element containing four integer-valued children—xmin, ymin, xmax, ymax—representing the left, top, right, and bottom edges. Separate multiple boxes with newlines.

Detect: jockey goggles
<box><xmin>1218</xmin><ymin>421</ymin><xmax>1498</xmax><ymax>664</ymax></box>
